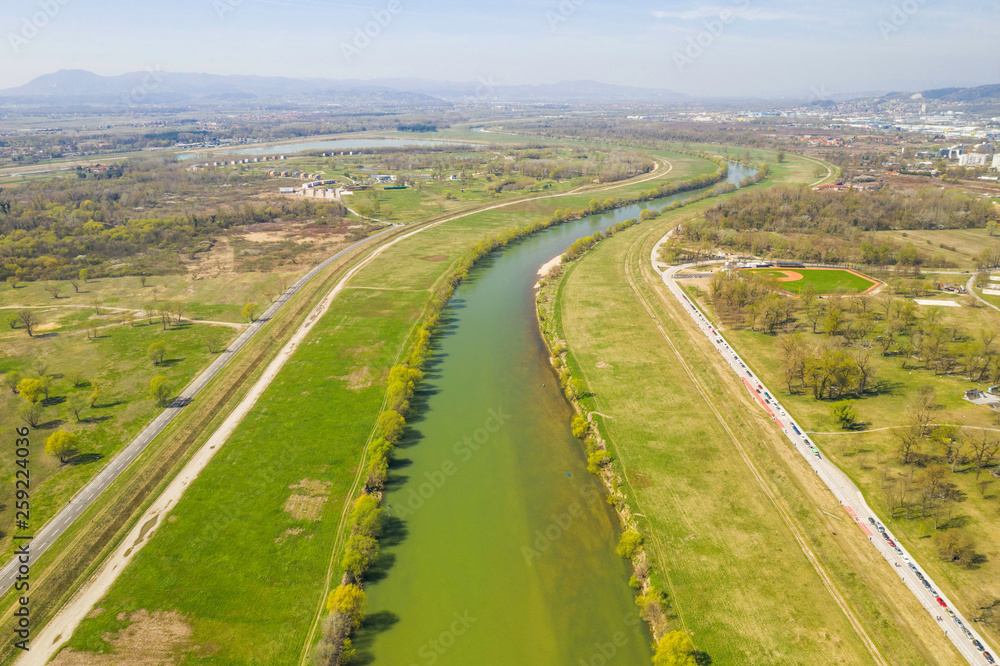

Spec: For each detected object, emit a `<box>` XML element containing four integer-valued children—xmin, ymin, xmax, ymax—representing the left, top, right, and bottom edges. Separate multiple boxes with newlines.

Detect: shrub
<box><xmin>616</xmin><ymin>529</ymin><xmax>643</xmax><ymax>559</ymax></box>
<box><xmin>377</xmin><ymin>410</ymin><xmax>405</xmax><ymax>444</ymax></box>
<box><xmin>349</xmin><ymin>494</ymin><xmax>385</xmax><ymax>538</ymax></box>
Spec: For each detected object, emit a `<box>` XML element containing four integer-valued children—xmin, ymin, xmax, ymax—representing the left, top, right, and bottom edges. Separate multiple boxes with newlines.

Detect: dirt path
<box><xmin>0</xmin><ymin>304</ymin><xmax>247</xmax><ymax>330</ymax></box>
<box><xmin>25</xmin><ymin>152</ymin><xmax>686</xmax><ymax>666</ymax></box>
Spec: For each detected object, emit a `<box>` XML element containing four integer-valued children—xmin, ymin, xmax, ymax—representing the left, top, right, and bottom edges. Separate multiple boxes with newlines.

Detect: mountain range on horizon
<box><xmin>0</xmin><ymin>69</ymin><xmax>689</xmax><ymax>107</ymax></box>
<box><xmin>1</xmin><ymin>70</ymin><xmax>999</xmax><ymax>108</ymax></box>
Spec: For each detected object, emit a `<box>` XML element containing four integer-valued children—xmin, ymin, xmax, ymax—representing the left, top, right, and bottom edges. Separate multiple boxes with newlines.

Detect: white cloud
<box><xmin>653</xmin><ymin>6</ymin><xmax>835</xmax><ymax>23</ymax></box>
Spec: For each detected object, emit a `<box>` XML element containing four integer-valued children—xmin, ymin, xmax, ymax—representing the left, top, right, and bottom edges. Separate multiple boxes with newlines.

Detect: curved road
<box><xmin>0</xmin><ymin>226</ymin><xmax>398</xmax><ymax>597</ymax></box>
<box><xmin>967</xmin><ymin>274</ymin><xmax>1000</xmax><ymax>314</ymax></box>
<box><xmin>657</xmin><ymin>251</ymin><xmax>996</xmax><ymax>665</ymax></box>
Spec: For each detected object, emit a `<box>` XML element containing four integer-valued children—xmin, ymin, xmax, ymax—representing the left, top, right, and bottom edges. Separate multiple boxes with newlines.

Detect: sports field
<box><xmin>744</xmin><ymin>267</ymin><xmax>878</xmax><ymax>294</ymax></box>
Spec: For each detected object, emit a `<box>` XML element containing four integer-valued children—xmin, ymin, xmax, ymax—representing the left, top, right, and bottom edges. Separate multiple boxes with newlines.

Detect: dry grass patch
<box><xmin>51</xmin><ymin>610</ymin><xmax>197</xmax><ymax>666</ymax></box>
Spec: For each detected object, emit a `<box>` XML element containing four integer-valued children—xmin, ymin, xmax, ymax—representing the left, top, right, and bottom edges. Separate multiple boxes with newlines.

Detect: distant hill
<box><xmin>0</xmin><ymin>70</ymin><xmax>687</xmax><ymax>107</ymax></box>
<box><xmin>884</xmin><ymin>83</ymin><xmax>1000</xmax><ymax>103</ymax></box>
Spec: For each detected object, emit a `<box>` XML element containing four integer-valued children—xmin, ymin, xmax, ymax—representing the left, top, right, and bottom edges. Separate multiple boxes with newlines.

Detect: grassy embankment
<box><xmin>55</xmin><ymin>150</ymin><xmax>719</xmax><ymax>663</ymax></box>
<box><xmin>540</xmin><ymin>156</ymin><xmax>962</xmax><ymax>663</ymax></box>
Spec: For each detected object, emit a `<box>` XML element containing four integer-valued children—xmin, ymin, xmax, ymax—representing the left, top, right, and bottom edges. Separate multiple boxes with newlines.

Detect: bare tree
<box><xmin>16</xmin><ymin>309</ymin><xmax>37</xmax><ymax>337</ymax></box>
<box><xmin>969</xmin><ymin>432</ymin><xmax>1000</xmax><ymax>480</ymax></box>
<box><xmin>44</xmin><ymin>283</ymin><xmax>62</xmax><ymax>299</ymax></box>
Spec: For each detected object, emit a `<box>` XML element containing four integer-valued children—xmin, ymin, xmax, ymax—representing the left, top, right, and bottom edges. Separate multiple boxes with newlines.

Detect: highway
<box><xmin>0</xmin><ymin>226</ymin><xmax>396</xmax><ymax>597</ymax></box>
<box><xmin>654</xmin><ymin>253</ymin><xmax>996</xmax><ymax>666</ymax></box>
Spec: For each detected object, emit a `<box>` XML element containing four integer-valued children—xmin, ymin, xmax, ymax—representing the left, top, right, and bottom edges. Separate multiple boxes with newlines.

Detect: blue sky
<box><xmin>2</xmin><ymin>0</ymin><xmax>998</xmax><ymax>97</ymax></box>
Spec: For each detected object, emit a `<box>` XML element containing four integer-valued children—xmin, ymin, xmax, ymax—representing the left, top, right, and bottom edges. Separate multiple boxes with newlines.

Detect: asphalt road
<box><xmin>0</xmin><ymin>226</ymin><xmax>395</xmax><ymax>597</ymax></box>
<box><xmin>658</xmin><ymin>258</ymin><xmax>996</xmax><ymax>666</ymax></box>
<box><xmin>967</xmin><ymin>274</ymin><xmax>1000</xmax><ymax>314</ymax></box>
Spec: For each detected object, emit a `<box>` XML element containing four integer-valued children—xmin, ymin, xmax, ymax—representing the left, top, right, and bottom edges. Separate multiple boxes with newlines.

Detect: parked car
<box><xmin>973</xmin><ymin>639</ymin><xmax>984</xmax><ymax>651</ymax></box>
<box><xmin>984</xmin><ymin>651</ymin><xmax>994</xmax><ymax>664</ymax></box>
<box><xmin>936</xmin><ymin>597</ymin><xmax>947</xmax><ymax>607</ymax></box>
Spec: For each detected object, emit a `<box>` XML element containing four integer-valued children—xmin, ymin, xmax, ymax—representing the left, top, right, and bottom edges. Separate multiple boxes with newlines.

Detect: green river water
<box><xmin>357</xmin><ymin>164</ymin><xmax>755</xmax><ymax>665</ymax></box>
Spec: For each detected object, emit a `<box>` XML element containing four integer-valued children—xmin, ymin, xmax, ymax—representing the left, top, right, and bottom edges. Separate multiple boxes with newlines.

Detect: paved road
<box><xmin>968</xmin><ymin>274</ymin><xmax>1000</xmax><ymax>314</ymax></box>
<box><xmin>0</xmin><ymin>226</ymin><xmax>396</xmax><ymax>597</ymax></box>
<box><xmin>657</xmin><ymin>257</ymin><xmax>996</xmax><ymax>666</ymax></box>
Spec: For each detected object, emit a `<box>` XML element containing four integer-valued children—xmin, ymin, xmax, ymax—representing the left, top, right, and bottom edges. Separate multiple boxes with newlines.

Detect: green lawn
<box><xmin>745</xmin><ymin>268</ymin><xmax>878</xmax><ymax>294</ymax></box>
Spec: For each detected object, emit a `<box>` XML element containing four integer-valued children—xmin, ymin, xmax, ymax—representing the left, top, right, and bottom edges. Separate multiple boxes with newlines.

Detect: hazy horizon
<box><xmin>3</xmin><ymin>0</ymin><xmax>999</xmax><ymax>97</ymax></box>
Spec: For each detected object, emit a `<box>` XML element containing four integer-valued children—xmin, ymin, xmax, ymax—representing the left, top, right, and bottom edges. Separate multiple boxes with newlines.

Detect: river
<box><xmin>356</xmin><ymin>162</ymin><xmax>756</xmax><ymax>665</ymax></box>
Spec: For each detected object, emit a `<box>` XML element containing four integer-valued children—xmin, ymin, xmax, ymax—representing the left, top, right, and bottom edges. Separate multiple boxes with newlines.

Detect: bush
<box><xmin>653</xmin><ymin>630</ymin><xmax>698</xmax><ymax>666</ymax></box>
<box><xmin>326</xmin><ymin>584</ymin><xmax>367</xmax><ymax>628</ymax></box>
<box><xmin>587</xmin><ymin>449</ymin><xmax>610</xmax><ymax>475</ymax></box>
<box><xmin>349</xmin><ymin>494</ymin><xmax>385</xmax><ymax>538</ymax></box>
<box><xmin>616</xmin><ymin>529</ymin><xmax>643</xmax><ymax>559</ymax></box>
<box><xmin>377</xmin><ymin>410</ymin><xmax>405</xmax><ymax>444</ymax></box>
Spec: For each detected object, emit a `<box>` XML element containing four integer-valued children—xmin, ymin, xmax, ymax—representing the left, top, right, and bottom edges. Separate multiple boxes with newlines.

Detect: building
<box><xmin>372</xmin><ymin>174</ymin><xmax>396</xmax><ymax>184</ymax></box>
<box><xmin>992</xmin><ymin>154</ymin><xmax>1000</xmax><ymax>170</ymax></box>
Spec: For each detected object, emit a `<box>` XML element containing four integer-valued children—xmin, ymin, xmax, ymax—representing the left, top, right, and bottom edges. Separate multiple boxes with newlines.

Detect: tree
<box><xmin>45</xmin><ymin>430</ymin><xmax>78</xmax><ymax>464</ymax></box>
<box><xmin>68</xmin><ymin>278</ymin><xmax>80</xmax><ymax>293</ymax></box>
<box><xmin>79</xmin><ymin>267</ymin><xmax>90</xmax><ymax>283</ymax></box>
<box><xmin>16</xmin><ymin>310</ymin><xmax>37</xmax><ymax>337</ymax></box>
<box><xmin>615</xmin><ymin>529</ymin><xmax>643</xmax><ymax>559</ymax></box>
<box><xmin>19</xmin><ymin>401</ymin><xmax>43</xmax><ymax>428</ymax></box>
<box><xmin>89</xmin><ymin>381</ymin><xmax>102</xmax><ymax>408</ymax></box>
<box><xmin>66</xmin><ymin>369</ymin><xmax>85</xmax><ymax>388</ymax></box>
<box><xmin>341</xmin><ymin>535</ymin><xmax>378</xmax><ymax>582</ymax></box>
<box><xmin>350</xmin><ymin>494</ymin><xmax>385</xmax><ymax>538</ymax></box>
<box><xmin>241</xmin><ymin>302</ymin><xmax>260</xmax><ymax>322</ymax></box>
<box><xmin>158</xmin><ymin>305</ymin><xmax>172</xmax><ymax>330</ymax></box>
<box><xmin>969</xmin><ymin>432</ymin><xmax>1000</xmax><ymax>480</ymax></box>
<box><xmin>776</xmin><ymin>151</ymin><xmax>786</xmax><ymax>163</ymax></box>
<box><xmin>139</xmin><ymin>275</ymin><xmax>148</xmax><ymax>288</ymax></box>
<box><xmin>653</xmin><ymin>631</ymin><xmax>698</xmax><ymax>666</ymax></box>
<box><xmin>571</xmin><ymin>415</ymin><xmax>588</xmax><ymax>439</ymax></box>
<box><xmin>326</xmin><ymin>584</ymin><xmax>366</xmax><ymax>629</ymax></box>
<box><xmin>44</xmin><ymin>283</ymin><xmax>62</xmax><ymax>299</ymax></box>
<box><xmin>67</xmin><ymin>394</ymin><xmax>87</xmax><ymax>422</ymax></box>
<box><xmin>934</xmin><ymin>529</ymin><xmax>979</xmax><ymax>568</ymax></box>
<box><xmin>377</xmin><ymin>410</ymin><xmax>405</xmax><ymax>444</ymax></box>
<box><xmin>147</xmin><ymin>341</ymin><xmax>166</xmax><ymax>366</ymax></box>
<box><xmin>832</xmin><ymin>401</ymin><xmax>859</xmax><ymax>430</ymax></box>
<box><xmin>17</xmin><ymin>378</ymin><xmax>43</xmax><ymax>404</ymax></box>
<box><xmin>3</xmin><ymin>371</ymin><xmax>22</xmax><ymax>394</ymax></box>
<box><xmin>6</xmin><ymin>276</ymin><xmax>19</xmax><ymax>290</ymax></box>
<box><xmin>149</xmin><ymin>375</ymin><xmax>172</xmax><ymax>406</ymax></box>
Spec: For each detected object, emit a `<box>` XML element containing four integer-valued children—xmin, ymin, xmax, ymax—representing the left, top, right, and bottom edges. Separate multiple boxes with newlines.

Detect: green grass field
<box><xmin>745</xmin><ymin>268</ymin><xmax>878</xmax><ymax>294</ymax></box>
